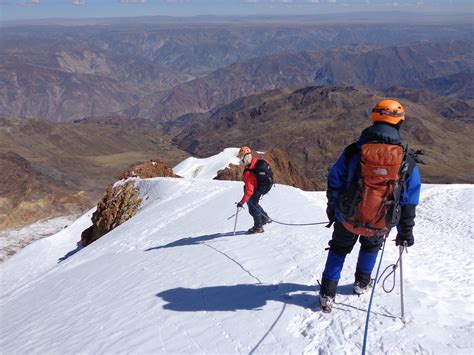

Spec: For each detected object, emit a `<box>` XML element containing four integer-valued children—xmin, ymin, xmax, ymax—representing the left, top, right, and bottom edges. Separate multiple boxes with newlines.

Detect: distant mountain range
<box><xmin>126</xmin><ymin>41</ymin><xmax>473</xmax><ymax>122</ymax></box>
<box><xmin>1</xmin><ymin>21</ymin><xmax>473</xmax><ymax>229</ymax></box>
<box><xmin>1</xmin><ymin>23</ymin><xmax>472</xmax><ymax>121</ymax></box>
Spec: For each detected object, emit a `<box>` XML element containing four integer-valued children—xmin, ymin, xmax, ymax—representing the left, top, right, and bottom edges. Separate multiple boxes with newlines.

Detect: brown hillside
<box><xmin>128</xmin><ymin>41</ymin><xmax>473</xmax><ymax>122</ymax></box>
<box><xmin>0</xmin><ymin>117</ymin><xmax>188</xmax><ymax>229</ymax></box>
<box><xmin>0</xmin><ymin>152</ymin><xmax>90</xmax><ymax>230</ymax></box>
<box><xmin>174</xmin><ymin>85</ymin><xmax>474</xmax><ymax>186</ymax></box>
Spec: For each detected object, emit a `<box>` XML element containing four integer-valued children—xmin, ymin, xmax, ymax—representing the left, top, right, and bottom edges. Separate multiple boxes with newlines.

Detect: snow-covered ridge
<box><xmin>0</xmin><ymin>149</ymin><xmax>473</xmax><ymax>354</ymax></box>
<box><xmin>173</xmin><ymin>147</ymin><xmax>241</xmax><ymax>179</ymax></box>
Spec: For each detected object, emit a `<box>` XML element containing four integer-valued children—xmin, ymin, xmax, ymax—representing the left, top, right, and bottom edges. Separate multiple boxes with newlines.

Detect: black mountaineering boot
<box><xmin>353</xmin><ymin>271</ymin><xmax>372</xmax><ymax>296</ymax></box>
<box><xmin>319</xmin><ymin>278</ymin><xmax>338</xmax><ymax>313</ymax></box>
<box><xmin>246</xmin><ymin>226</ymin><xmax>264</xmax><ymax>234</ymax></box>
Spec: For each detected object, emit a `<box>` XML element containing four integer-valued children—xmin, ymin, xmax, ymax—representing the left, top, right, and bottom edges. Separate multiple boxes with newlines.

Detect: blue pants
<box><xmin>247</xmin><ymin>193</ymin><xmax>269</xmax><ymax>228</ymax></box>
<box><xmin>320</xmin><ymin>221</ymin><xmax>383</xmax><ymax>297</ymax></box>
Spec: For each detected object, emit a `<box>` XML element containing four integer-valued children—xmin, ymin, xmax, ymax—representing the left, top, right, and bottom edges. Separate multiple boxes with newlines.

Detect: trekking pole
<box><xmin>233</xmin><ymin>207</ymin><xmax>240</xmax><ymax>236</ymax></box>
<box><xmin>399</xmin><ymin>242</ymin><xmax>406</xmax><ymax>324</ymax></box>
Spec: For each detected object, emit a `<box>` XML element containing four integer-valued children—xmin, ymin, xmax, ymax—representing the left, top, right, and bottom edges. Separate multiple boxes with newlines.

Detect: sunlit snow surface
<box><xmin>0</xmin><ymin>215</ymin><xmax>78</xmax><ymax>262</ymax></box>
<box><xmin>0</xmin><ymin>150</ymin><xmax>473</xmax><ymax>354</ymax></box>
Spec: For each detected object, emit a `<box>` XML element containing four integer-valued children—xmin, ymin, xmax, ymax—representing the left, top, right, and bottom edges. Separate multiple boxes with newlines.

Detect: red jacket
<box><xmin>240</xmin><ymin>157</ymin><xmax>268</xmax><ymax>204</ymax></box>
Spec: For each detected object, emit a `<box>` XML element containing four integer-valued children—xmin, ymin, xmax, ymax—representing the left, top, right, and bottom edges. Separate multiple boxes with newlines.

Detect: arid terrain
<box><xmin>0</xmin><ymin>117</ymin><xmax>187</xmax><ymax>229</ymax></box>
<box><xmin>1</xmin><ymin>17</ymin><xmax>472</xmax><ymax>229</ymax></box>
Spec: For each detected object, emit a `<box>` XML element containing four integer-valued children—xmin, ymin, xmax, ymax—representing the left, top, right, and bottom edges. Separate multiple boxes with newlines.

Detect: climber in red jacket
<box><xmin>237</xmin><ymin>146</ymin><xmax>273</xmax><ymax>234</ymax></box>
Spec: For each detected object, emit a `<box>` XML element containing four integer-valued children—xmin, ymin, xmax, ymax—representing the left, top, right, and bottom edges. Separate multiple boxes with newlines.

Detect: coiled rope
<box><xmin>378</xmin><ymin>243</ymin><xmax>408</xmax><ymax>293</ymax></box>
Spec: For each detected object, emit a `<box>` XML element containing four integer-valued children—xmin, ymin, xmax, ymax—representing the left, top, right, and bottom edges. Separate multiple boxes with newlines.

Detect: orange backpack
<box><xmin>339</xmin><ymin>143</ymin><xmax>407</xmax><ymax>237</ymax></box>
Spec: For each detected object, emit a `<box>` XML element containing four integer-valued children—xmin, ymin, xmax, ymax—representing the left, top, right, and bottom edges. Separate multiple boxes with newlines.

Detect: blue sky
<box><xmin>1</xmin><ymin>0</ymin><xmax>472</xmax><ymax>21</ymax></box>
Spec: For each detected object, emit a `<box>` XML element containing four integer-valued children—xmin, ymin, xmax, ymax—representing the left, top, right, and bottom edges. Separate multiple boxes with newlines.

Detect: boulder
<box><xmin>81</xmin><ymin>181</ymin><xmax>142</xmax><ymax>247</ymax></box>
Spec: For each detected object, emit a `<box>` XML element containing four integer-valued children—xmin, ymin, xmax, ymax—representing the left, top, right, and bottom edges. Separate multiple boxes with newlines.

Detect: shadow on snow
<box><xmin>58</xmin><ymin>241</ymin><xmax>82</xmax><ymax>263</ymax></box>
<box><xmin>144</xmin><ymin>231</ymin><xmax>248</xmax><ymax>251</ymax></box>
<box><xmin>156</xmin><ymin>283</ymin><xmax>320</xmax><ymax>311</ymax></box>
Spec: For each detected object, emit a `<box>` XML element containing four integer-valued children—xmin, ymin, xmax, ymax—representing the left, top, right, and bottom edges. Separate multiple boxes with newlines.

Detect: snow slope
<box><xmin>1</xmin><ymin>150</ymin><xmax>473</xmax><ymax>354</ymax></box>
<box><xmin>0</xmin><ymin>215</ymin><xmax>80</xmax><ymax>262</ymax></box>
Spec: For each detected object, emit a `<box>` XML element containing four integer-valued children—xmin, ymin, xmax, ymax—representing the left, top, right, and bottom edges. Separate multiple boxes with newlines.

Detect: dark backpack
<box><xmin>338</xmin><ymin>142</ymin><xmax>412</xmax><ymax>236</ymax></box>
<box><xmin>246</xmin><ymin>159</ymin><xmax>274</xmax><ymax>195</ymax></box>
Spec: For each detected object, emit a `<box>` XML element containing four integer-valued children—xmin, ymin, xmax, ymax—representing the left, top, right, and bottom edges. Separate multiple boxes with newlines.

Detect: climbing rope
<box><xmin>378</xmin><ymin>243</ymin><xmax>408</xmax><ymax>293</ymax></box>
<box><xmin>245</xmin><ymin>199</ymin><xmax>329</xmax><ymax>227</ymax></box>
<box><xmin>271</xmin><ymin>219</ymin><xmax>329</xmax><ymax>226</ymax></box>
<box><xmin>361</xmin><ymin>232</ymin><xmax>389</xmax><ymax>355</ymax></box>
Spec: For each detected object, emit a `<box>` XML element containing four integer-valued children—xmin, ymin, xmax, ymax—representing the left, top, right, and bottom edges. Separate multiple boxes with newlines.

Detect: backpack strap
<box><xmin>343</xmin><ymin>142</ymin><xmax>359</xmax><ymax>168</ymax></box>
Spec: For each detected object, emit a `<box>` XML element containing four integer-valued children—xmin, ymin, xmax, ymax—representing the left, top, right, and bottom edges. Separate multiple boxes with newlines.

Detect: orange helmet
<box><xmin>371</xmin><ymin>99</ymin><xmax>405</xmax><ymax>125</ymax></box>
<box><xmin>238</xmin><ymin>146</ymin><xmax>251</xmax><ymax>157</ymax></box>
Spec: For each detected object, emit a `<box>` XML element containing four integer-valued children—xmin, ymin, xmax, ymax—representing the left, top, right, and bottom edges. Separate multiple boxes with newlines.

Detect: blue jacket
<box><xmin>327</xmin><ymin>123</ymin><xmax>421</xmax><ymax>235</ymax></box>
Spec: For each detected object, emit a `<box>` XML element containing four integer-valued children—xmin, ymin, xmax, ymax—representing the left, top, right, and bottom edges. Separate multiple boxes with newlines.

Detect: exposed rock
<box><xmin>81</xmin><ymin>181</ymin><xmax>142</xmax><ymax>247</ymax></box>
<box><xmin>214</xmin><ymin>164</ymin><xmax>244</xmax><ymax>182</ymax></box>
<box><xmin>81</xmin><ymin>158</ymin><xmax>181</xmax><ymax>247</ymax></box>
<box><xmin>264</xmin><ymin>149</ymin><xmax>319</xmax><ymax>191</ymax></box>
<box><xmin>214</xmin><ymin>148</ymin><xmax>318</xmax><ymax>191</ymax></box>
<box><xmin>118</xmin><ymin>159</ymin><xmax>180</xmax><ymax>180</ymax></box>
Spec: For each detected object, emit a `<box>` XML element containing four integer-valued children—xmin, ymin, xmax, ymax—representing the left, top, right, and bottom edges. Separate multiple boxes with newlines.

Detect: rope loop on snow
<box><xmin>378</xmin><ymin>244</ymin><xmax>408</xmax><ymax>293</ymax></box>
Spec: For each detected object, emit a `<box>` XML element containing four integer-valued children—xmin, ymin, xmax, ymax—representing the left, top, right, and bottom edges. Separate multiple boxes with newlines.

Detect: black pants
<box><xmin>329</xmin><ymin>221</ymin><xmax>384</xmax><ymax>255</ymax></box>
<box><xmin>247</xmin><ymin>193</ymin><xmax>269</xmax><ymax>228</ymax></box>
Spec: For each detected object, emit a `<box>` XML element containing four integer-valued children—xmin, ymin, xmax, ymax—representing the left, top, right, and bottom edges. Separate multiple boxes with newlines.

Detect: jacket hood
<box><xmin>359</xmin><ymin>123</ymin><xmax>402</xmax><ymax>146</ymax></box>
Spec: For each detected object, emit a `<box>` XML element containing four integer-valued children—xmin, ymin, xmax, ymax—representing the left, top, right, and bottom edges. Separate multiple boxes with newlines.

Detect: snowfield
<box><xmin>0</xmin><ymin>215</ymin><xmax>79</xmax><ymax>262</ymax></box>
<box><xmin>1</xmin><ymin>149</ymin><xmax>473</xmax><ymax>354</ymax></box>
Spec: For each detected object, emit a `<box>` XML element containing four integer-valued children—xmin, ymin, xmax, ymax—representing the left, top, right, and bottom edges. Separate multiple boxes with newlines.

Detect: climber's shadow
<box><xmin>156</xmin><ymin>283</ymin><xmax>320</xmax><ymax>312</ymax></box>
<box><xmin>145</xmin><ymin>231</ymin><xmax>247</xmax><ymax>251</ymax></box>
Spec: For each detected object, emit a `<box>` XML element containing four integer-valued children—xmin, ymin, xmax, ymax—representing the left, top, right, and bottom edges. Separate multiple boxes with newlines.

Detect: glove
<box><xmin>396</xmin><ymin>231</ymin><xmax>414</xmax><ymax>247</ymax></box>
<box><xmin>326</xmin><ymin>203</ymin><xmax>336</xmax><ymax>222</ymax></box>
<box><xmin>236</xmin><ymin>202</ymin><xmax>243</xmax><ymax>208</ymax></box>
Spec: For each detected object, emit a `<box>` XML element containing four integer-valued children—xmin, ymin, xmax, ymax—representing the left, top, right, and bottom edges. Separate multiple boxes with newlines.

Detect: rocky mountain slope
<box><xmin>0</xmin><ymin>151</ymin><xmax>90</xmax><ymax>230</ymax></box>
<box><xmin>173</xmin><ymin>85</ymin><xmax>474</xmax><ymax>186</ymax></box>
<box><xmin>1</xmin><ymin>23</ymin><xmax>472</xmax><ymax>121</ymax></box>
<box><xmin>126</xmin><ymin>41</ymin><xmax>473</xmax><ymax>122</ymax></box>
<box><xmin>0</xmin><ymin>117</ymin><xmax>188</xmax><ymax>229</ymax></box>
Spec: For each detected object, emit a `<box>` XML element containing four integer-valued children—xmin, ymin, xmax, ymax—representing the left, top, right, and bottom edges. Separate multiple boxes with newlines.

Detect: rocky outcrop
<box><xmin>81</xmin><ymin>158</ymin><xmax>180</xmax><ymax>247</ymax></box>
<box><xmin>81</xmin><ymin>181</ymin><xmax>142</xmax><ymax>247</ymax></box>
<box><xmin>214</xmin><ymin>148</ymin><xmax>318</xmax><ymax>191</ymax></box>
<box><xmin>214</xmin><ymin>164</ymin><xmax>244</xmax><ymax>182</ymax></box>
<box><xmin>118</xmin><ymin>159</ymin><xmax>180</xmax><ymax>180</ymax></box>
